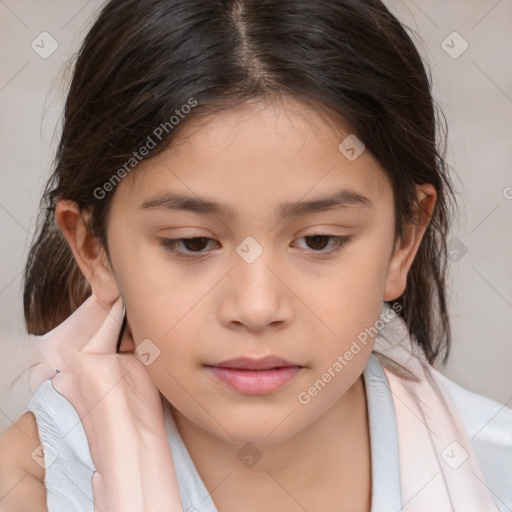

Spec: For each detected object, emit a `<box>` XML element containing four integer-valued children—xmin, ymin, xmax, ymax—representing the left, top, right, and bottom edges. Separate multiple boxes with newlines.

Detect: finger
<box><xmin>82</xmin><ymin>295</ymin><xmax>125</xmax><ymax>354</ymax></box>
<box><xmin>39</xmin><ymin>294</ymin><xmax>119</xmax><ymax>360</ymax></box>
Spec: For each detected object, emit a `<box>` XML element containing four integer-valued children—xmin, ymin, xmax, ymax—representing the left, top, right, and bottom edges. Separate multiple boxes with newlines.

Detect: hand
<box><xmin>27</xmin><ymin>294</ymin><xmax>183</xmax><ymax>512</ymax></box>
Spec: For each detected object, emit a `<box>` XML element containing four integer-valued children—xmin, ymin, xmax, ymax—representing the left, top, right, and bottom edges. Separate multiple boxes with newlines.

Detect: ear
<box><xmin>384</xmin><ymin>184</ymin><xmax>437</xmax><ymax>301</ymax></box>
<box><xmin>55</xmin><ymin>199</ymin><xmax>120</xmax><ymax>304</ymax></box>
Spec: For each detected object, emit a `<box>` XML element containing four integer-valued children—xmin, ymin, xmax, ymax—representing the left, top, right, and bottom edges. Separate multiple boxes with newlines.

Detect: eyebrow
<box><xmin>140</xmin><ymin>188</ymin><xmax>373</xmax><ymax>219</ymax></box>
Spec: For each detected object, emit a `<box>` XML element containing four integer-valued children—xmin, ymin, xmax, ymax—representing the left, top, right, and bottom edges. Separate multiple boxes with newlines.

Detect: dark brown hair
<box><xmin>23</xmin><ymin>0</ymin><xmax>456</xmax><ymax>366</ymax></box>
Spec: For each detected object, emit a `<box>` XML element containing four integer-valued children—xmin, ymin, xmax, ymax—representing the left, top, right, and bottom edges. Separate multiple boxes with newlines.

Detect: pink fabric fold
<box><xmin>372</xmin><ymin>303</ymin><xmax>499</xmax><ymax>511</ymax></box>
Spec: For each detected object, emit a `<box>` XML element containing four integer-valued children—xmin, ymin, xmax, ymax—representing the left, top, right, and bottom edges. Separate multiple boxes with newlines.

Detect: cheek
<box><xmin>315</xmin><ymin>302</ymin><xmax>381</xmax><ymax>388</ymax></box>
<box><xmin>305</xmin><ymin>239</ymin><xmax>391</xmax><ymax>374</ymax></box>
<box><xmin>127</xmin><ymin>295</ymin><xmax>200</xmax><ymax>361</ymax></box>
<box><xmin>309</xmin><ymin>244</ymin><xmax>389</xmax><ymax>322</ymax></box>
<box><xmin>124</xmin><ymin>287</ymin><xmax>206</xmax><ymax>385</ymax></box>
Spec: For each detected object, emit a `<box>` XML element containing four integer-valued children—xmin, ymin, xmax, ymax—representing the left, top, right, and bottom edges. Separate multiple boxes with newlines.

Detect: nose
<box><xmin>217</xmin><ymin>248</ymin><xmax>294</xmax><ymax>334</ymax></box>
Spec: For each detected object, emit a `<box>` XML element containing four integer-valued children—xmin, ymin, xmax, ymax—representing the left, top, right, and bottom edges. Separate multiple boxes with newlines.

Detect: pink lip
<box><xmin>210</xmin><ymin>355</ymin><xmax>299</xmax><ymax>370</ymax></box>
<box><xmin>205</xmin><ymin>356</ymin><xmax>303</xmax><ymax>395</ymax></box>
<box><xmin>206</xmin><ymin>366</ymin><xmax>302</xmax><ymax>395</ymax></box>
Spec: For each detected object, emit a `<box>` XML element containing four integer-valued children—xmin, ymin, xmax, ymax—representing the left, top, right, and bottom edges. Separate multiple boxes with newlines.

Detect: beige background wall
<box><xmin>1</xmin><ymin>0</ymin><xmax>511</xmax><ymax>433</ymax></box>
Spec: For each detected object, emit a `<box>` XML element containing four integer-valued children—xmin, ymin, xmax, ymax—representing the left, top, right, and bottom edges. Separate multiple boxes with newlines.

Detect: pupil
<box><xmin>185</xmin><ymin>237</ymin><xmax>208</xmax><ymax>251</ymax></box>
<box><xmin>307</xmin><ymin>235</ymin><xmax>328</xmax><ymax>250</ymax></box>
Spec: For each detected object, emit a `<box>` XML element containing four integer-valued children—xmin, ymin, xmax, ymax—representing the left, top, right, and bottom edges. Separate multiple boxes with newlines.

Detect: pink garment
<box><xmin>372</xmin><ymin>303</ymin><xmax>499</xmax><ymax>512</ymax></box>
<box><xmin>13</xmin><ymin>298</ymin><xmax>502</xmax><ymax>510</ymax></box>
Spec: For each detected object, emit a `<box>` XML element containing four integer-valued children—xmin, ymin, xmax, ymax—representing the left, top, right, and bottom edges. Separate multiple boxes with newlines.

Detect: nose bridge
<box><xmin>234</xmin><ymin>234</ymin><xmax>279</xmax><ymax>297</ymax></box>
<box><xmin>221</xmin><ymin>235</ymin><xmax>292</xmax><ymax>331</ymax></box>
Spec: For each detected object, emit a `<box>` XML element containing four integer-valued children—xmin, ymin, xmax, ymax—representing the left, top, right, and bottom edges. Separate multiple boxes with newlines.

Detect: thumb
<box><xmin>28</xmin><ymin>363</ymin><xmax>59</xmax><ymax>394</ymax></box>
<box><xmin>82</xmin><ymin>295</ymin><xmax>125</xmax><ymax>354</ymax></box>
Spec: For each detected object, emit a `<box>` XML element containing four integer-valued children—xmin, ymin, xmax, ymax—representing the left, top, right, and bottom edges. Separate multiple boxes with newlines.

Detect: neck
<box><xmin>167</xmin><ymin>375</ymin><xmax>371</xmax><ymax>510</ymax></box>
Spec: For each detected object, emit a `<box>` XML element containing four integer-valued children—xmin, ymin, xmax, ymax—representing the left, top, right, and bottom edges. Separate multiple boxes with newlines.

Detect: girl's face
<box><xmin>104</xmin><ymin>97</ymin><xmax>411</xmax><ymax>443</ymax></box>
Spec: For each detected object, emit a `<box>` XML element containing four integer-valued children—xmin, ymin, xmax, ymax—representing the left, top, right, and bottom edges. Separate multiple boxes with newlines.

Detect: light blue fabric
<box><xmin>25</xmin><ymin>353</ymin><xmax>511</xmax><ymax>511</ymax></box>
<box><xmin>365</xmin><ymin>354</ymin><xmax>402</xmax><ymax>511</ymax></box>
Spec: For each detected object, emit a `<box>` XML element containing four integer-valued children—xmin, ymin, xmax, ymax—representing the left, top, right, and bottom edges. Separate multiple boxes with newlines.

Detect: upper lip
<box><xmin>206</xmin><ymin>356</ymin><xmax>301</xmax><ymax>370</ymax></box>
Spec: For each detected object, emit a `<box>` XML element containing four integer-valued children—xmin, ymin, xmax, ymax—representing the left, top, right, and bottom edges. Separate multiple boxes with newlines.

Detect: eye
<box><xmin>159</xmin><ymin>234</ymin><xmax>351</xmax><ymax>259</ymax></box>
<box><xmin>159</xmin><ymin>237</ymin><xmax>219</xmax><ymax>256</ymax></box>
<box><xmin>293</xmin><ymin>234</ymin><xmax>350</xmax><ymax>256</ymax></box>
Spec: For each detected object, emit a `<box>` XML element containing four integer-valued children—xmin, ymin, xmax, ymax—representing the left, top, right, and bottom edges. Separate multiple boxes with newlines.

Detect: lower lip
<box><xmin>205</xmin><ymin>366</ymin><xmax>302</xmax><ymax>395</ymax></box>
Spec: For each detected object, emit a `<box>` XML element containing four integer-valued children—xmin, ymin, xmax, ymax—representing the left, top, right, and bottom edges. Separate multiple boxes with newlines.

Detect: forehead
<box><xmin>112</xmin><ymin>97</ymin><xmax>392</xmax><ymax>218</ymax></box>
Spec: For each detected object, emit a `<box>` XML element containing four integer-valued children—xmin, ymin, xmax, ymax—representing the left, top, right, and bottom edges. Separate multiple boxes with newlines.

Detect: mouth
<box><xmin>204</xmin><ymin>356</ymin><xmax>304</xmax><ymax>395</ymax></box>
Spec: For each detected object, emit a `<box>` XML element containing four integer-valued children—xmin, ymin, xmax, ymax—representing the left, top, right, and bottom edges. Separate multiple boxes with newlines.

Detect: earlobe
<box><xmin>383</xmin><ymin>184</ymin><xmax>437</xmax><ymax>301</ymax></box>
<box><xmin>55</xmin><ymin>199</ymin><xmax>120</xmax><ymax>303</ymax></box>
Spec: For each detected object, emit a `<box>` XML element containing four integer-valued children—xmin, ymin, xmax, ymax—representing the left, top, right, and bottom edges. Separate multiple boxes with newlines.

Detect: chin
<box><xmin>207</xmin><ymin>411</ymin><xmax>309</xmax><ymax>446</ymax></box>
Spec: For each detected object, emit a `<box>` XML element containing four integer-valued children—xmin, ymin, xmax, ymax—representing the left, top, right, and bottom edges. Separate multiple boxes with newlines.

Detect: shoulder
<box><xmin>435</xmin><ymin>370</ymin><xmax>512</xmax><ymax>441</ymax></box>
<box><xmin>0</xmin><ymin>411</ymin><xmax>47</xmax><ymax>511</ymax></box>
<box><xmin>26</xmin><ymin>378</ymin><xmax>95</xmax><ymax>471</ymax></box>
<box><xmin>435</xmin><ymin>370</ymin><xmax>512</xmax><ymax>509</ymax></box>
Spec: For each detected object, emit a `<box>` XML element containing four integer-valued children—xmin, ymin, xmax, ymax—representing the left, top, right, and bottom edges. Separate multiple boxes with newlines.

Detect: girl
<box><xmin>1</xmin><ymin>0</ymin><xmax>510</xmax><ymax>511</ymax></box>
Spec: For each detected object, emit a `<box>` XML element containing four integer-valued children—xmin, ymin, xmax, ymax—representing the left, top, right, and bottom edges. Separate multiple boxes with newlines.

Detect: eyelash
<box><xmin>159</xmin><ymin>234</ymin><xmax>351</xmax><ymax>259</ymax></box>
